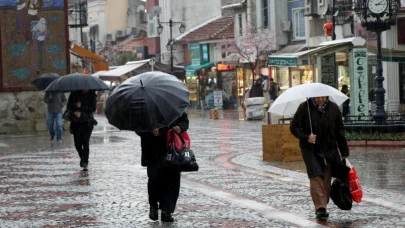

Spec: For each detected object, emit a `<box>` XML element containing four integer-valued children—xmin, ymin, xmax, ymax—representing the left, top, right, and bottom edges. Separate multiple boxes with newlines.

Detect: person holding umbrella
<box><xmin>136</xmin><ymin>112</ymin><xmax>189</xmax><ymax>222</ymax></box>
<box><xmin>66</xmin><ymin>90</ymin><xmax>97</xmax><ymax>171</ymax></box>
<box><xmin>105</xmin><ymin>72</ymin><xmax>191</xmax><ymax>222</ymax></box>
<box><xmin>290</xmin><ymin>96</ymin><xmax>349</xmax><ymax>221</ymax></box>
<box><xmin>43</xmin><ymin>91</ymin><xmax>66</xmax><ymax>143</ymax></box>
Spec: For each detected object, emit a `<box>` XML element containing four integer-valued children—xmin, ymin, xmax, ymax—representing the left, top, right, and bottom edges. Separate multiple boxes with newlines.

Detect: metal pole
<box><xmin>169</xmin><ymin>19</ymin><xmax>173</xmax><ymax>75</ymax></box>
<box><xmin>332</xmin><ymin>0</ymin><xmax>336</xmax><ymax>40</ymax></box>
<box><xmin>373</xmin><ymin>29</ymin><xmax>387</xmax><ymax>123</ymax></box>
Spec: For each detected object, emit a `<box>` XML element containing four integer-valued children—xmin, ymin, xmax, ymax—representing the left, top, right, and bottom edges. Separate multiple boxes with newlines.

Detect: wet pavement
<box><xmin>0</xmin><ymin>109</ymin><xmax>404</xmax><ymax>227</ymax></box>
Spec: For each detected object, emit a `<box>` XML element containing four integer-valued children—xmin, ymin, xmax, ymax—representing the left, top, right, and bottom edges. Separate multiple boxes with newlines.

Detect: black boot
<box><xmin>315</xmin><ymin>208</ymin><xmax>329</xmax><ymax>220</ymax></box>
<box><xmin>149</xmin><ymin>205</ymin><xmax>158</xmax><ymax>221</ymax></box>
<box><xmin>161</xmin><ymin>211</ymin><xmax>175</xmax><ymax>222</ymax></box>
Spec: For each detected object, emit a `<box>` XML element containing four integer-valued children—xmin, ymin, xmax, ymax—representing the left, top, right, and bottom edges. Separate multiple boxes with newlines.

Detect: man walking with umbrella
<box><xmin>290</xmin><ymin>96</ymin><xmax>349</xmax><ymax>220</ymax></box>
<box><xmin>44</xmin><ymin>91</ymin><xmax>67</xmax><ymax>143</ymax></box>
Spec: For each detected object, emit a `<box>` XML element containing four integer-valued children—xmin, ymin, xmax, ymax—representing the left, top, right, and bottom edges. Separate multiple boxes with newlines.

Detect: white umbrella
<box><xmin>268</xmin><ymin>83</ymin><xmax>349</xmax><ymax>116</ymax></box>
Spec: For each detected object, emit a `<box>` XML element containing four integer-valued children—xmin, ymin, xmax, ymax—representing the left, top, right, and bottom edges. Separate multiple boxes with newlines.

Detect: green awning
<box><xmin>184</xmin><ymin>62</ymin><xmax>215</xmax><ymax>76</ymax></box>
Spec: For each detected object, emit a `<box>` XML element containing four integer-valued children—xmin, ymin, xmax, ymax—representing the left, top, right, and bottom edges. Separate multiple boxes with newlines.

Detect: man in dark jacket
<box><xmin>249</xmin><ymin>78</ymin><xmax>264</xmax><ymax>98</ymax></box>
<box><xmin>44</xmin><ymin>92</ymin><xmax>67</xmax><ymax>143</ymax></box>
<box><xmin>290</xmin><ymin>96</ymin><xmax>349</xmax><ymax>220</ymax></box>
<box><xmin>136</xmin><ymin>112</ymin><xmax>189</xmax><ymax>222</ymax></box>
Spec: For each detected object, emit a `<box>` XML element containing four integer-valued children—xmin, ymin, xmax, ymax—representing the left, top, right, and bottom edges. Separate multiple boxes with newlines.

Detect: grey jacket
<box><xmin>44</xmin><ymin>92</ymin><xmax>67</xmax><ymax>113</ymax></box>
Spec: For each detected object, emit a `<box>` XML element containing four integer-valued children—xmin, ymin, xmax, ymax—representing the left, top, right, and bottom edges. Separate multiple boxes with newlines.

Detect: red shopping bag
<box><xmin>166</xmin><ymin>129</ymin><xmax>191</xmax><ymax>153</ymax></box>
<box><xmin>346</xmin><ymin>159</ymin><xmax>363</xmax><ymax>203</ymax></box>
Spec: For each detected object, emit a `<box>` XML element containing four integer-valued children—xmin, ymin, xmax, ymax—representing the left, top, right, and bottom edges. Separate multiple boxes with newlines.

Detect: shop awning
<box><xmin>98</xmin><ymin>60</ymin><xmax>149</xmax><ymax>81</ymax></box>
<box><xmin>69</xmin><ymin>42</ymin><xmax>109</xmax><ymax>71</ymax></box>
<box><xmin>184</xmin><ymin>62</ymin><xmax>215</xmax><ymax>76</ymax></box>
<box><xmin>92</xmin><ymin>71</ymin><xmax>107</xmax><ymax>77</ymax></box>
<box><xmin>268</xmin><ymin>37</ymin><xmax>366</xmax><ymax>67</ymax></box>
<box><xmin>367</xmin><ymin>46</ymin><xmax>405</xmax><ymax>62</ymax></box>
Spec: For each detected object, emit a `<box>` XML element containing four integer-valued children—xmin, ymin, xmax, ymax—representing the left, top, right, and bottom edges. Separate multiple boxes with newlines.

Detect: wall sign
<box><xmin>319</xmin><ymin>54</ymin><xmax>336</xmax><ymax>88</ymax></box>
<box><xmin>189</xmin><ymin>43</ymin><xmax>201</xmax><ymax>66</ymax></box>
<box><xmin>349</xmin><ymin>48</ymin><xmax>369</xmax><ymax>120</ymax></box>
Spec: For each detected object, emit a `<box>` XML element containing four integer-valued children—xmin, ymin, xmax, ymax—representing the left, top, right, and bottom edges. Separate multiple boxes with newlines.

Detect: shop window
<box><xmin>238</xmin><ymin>14</ymin><xmax>243</xmax><ymax>36</ymax></box>
<box><xmin>293</xmin><ymin>8</ymin><xmax>305</xmax><ymax>39</ymax></box>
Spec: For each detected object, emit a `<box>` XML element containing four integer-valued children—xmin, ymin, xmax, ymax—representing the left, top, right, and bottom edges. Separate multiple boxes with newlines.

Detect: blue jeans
<box><xmin>47</xmin><ymin>112</ymin><xmax>63</xmax><ymax>140</ymax></box>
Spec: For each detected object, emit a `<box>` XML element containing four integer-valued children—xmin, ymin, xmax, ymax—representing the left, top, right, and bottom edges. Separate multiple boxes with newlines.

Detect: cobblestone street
<box><xmin>0</xmin><ymin>110</ymin><xmax>404</xmax><ymax>227</ymax></box>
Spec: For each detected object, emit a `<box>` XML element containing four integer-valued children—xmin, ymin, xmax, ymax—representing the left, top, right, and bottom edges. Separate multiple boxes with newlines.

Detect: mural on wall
<box><xmin>0</xmin><ymin>0</ymin><xmax>68</xmax><ymax>92</ymax></box>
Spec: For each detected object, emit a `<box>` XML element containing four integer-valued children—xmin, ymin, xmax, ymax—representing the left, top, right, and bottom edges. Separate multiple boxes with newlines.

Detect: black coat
<box><xmin>290</xmin><ymin>100</ymin><xmax>349</xmax><ymax>178</ymax></box>
<box><xmin>66</xmin><ymin>90</ymin><xmax>97</xmax><ymax>133</ymax></box>
<box><xmin>136</xmin><ymin>112</ymin><xmax>189</xmax><ymax>167</ymax></box>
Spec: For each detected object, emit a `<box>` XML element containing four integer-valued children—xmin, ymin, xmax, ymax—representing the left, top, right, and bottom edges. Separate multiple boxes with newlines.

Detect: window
<box><xmin>262</xmin><ymin>0</ymin><xmax>269</xmax><ymax>28</ymax></box>
<box><xmin>238</xmin><ymin>14</ymin><xmax>243</xmax><ymax>36</ymax></box>
<box><xmin>293</xmin><ymin>8</ymin><xmax>305</xmax><ymax>39</ymax></box>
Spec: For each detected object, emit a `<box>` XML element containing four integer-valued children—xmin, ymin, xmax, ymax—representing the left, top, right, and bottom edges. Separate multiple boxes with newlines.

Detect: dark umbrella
<box><xmin>44</xmin><ymin>73</ymin><xmax>109</xmax><ymax>92</ymax></box>
<box><xmin>105</xmin><ymin>71</ymin><xmax>190</xmax><ymax>132</ymax></box>
<box><xmin>31</xmin><ymin>73</ymin><xmax>59</xmax><ymax>90</ymax></box>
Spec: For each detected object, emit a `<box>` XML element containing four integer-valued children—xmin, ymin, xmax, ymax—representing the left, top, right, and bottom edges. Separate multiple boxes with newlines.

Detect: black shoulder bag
<box><xmin>160</xmin><ymin>130</ymin><xmax>199</xmax><ymax>172</ymax></box>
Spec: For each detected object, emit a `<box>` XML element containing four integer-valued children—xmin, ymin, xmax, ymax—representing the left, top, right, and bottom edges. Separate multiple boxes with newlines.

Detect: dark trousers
<box><xmin>147</xmin><ymin>163</ymin><xmax>181</xmax><ymax>213</ymax></box>
<box><xmin>73</xmin><ymin>124</ymin><xmax>94</xmax><ymax>164</ymax></box>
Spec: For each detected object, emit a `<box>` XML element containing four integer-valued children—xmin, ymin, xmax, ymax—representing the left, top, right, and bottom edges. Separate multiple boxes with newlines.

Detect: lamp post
<box><xmin>157</xmin><ymin>19</ymin><xmax>186</xmax><ymax>75</ymax></box>
<box><xmin>324</xmin><ymin>2</ymin><xmax>347</xmax><ymax>40</ymax></box>
<box><xmin>354</xmin><ymin>0</ymin><xmax>400</xmax><ymax>123</ymax></box>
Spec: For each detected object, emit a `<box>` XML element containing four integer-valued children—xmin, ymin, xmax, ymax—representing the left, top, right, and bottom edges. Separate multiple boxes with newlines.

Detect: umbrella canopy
<box><xmin>268</xmin><ymin>83</ymin><xmax>349</xmax><ymax>116</ymax></box>
<box><xmin>44</xmin><ymin>73</ymin><xmax>109</xmax><ymax>92</ymax></box>
<box><xmin>105</xmin><ymin>71</ymin><xmax>190</xmax><ymax>132</ymax></box>
<box><xmin>31</xmin><ymin>73</ymin><xmax>59</xmax><ymax>90</ymax></box>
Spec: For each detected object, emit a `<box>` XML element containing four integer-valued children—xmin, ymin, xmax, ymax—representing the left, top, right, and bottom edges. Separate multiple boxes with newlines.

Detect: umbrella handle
<box><xmin>306</xmin><ymin>98</ymin><xmax>313</xmax><ymax>134</ymax></box>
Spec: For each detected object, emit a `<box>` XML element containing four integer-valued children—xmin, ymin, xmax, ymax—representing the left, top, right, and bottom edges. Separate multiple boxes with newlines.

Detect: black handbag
<box><xmin>160</xmin><ymin>131</ymin><xmax>199</xmax><ymax>172</ymax></box>
<box><xmin>330</xmin><ymin>178</ymin><xmax>353</xmax><ymax>210</ymax></box>
<box><xmin>62</xmin><ymin>110</ymin><xmax>71</xmax><ymax>121</ymax></box>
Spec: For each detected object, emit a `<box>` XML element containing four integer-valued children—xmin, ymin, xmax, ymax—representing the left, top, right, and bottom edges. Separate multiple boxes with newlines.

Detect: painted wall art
<box><xmin>0</xmin><ymin>0</ymin><xmax>68</xmax><ymax>92</ymax></box>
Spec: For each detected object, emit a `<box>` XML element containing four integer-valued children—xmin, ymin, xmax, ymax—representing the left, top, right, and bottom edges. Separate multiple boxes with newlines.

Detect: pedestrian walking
<box><xmin>341</xmin><ymin>84</ymin><xmax>350</xmax><ymax>118</ymax></box>
<box><xmin>249</xmin><ymin>77</ymin><xmax>264</xmax><ymax>98</ymax></box>
<box><xmin>66</xmin><ymin>90</ymin><xmax>97</xmax><ymax>171</ymax></box>
<box><xmin>43</xmin><ymin>92</ymin><xmax>67</xmax><ymax>143</ymax></box>
<box><xmin>136</xmin><ymin>112</ymin><xmax>189</xmax><ymax>222</ymax></box>
<box><xmin>269</xmin><ymin>78</ymin><xmax>279</xmax><ymax>101</ymax></box>
<box><xmin>290</xmin><ymin>96</ymin><xmax>349</xmax><ymax>220</ymax></box>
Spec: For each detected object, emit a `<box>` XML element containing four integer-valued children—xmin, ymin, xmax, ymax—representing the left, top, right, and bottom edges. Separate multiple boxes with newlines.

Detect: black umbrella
<box><xmin>44</xmin><ymin>73</ymin><xmax>109</xmax><ymax>92</ymax></box>
<box><xmin>31</xmin><ymin>73</ymin><xmax>59</xmax><ymax>90</ymax></box>
<box><xmin>105</xmin><ymin>71</ymin><xmax>190</xmax><ymax>132</ymax></box>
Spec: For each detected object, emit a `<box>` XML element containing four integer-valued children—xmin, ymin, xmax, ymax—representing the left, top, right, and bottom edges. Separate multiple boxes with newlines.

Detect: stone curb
<box><xmin>348</xmin><ymin>140</ymin><xmax>405</xmax><ymax>147</ymax></box>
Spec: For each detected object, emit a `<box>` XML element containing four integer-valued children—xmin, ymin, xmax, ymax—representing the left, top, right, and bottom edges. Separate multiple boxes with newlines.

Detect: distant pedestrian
<box><xmin>249</xmin><ymin>77</ymin><xmax>263</xmax><ymax>98</ymax></box>
<box><xmin>341</xmin><ymin>84</ymin><xmax>350</xmax><ymax>118</ymax></box>
<box><xmin>43</xmin><ymin>92</ymin><xmax>67</xmax><ymax>143</ymax></box>
<box><xmin>136</xmin><ymin>112</ymin><xmax>189</xmax><ymax>222</ymax></box>
<box><xmin>269</xmin><ymin>78</ymin><xmax>279</xmax><ymax>101</ymax></box>
<box><xmin>66</xmin><ymin>90</ymin><xmax>97</xmax><ymax>171</ymax></box>
<box><xmin>290</xmin><ymin>96</ymin><xmax>349</xmax><ymax>221</ymax></box>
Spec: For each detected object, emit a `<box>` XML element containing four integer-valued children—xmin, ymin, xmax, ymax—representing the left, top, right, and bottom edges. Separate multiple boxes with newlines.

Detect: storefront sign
<box><xmin>214</xmin><ymin>90</ymin><xmax>223</xmax><ymax>107</ymax></box>
<box><xmin>349</xmin><ymin>48</ymin><xmax>368</xmax><ymax>120</ymax></box>
<box><xmin>268</xmin><ymin>57</ymin><xmax>297</xmax><ymax>67</ymax></box>
<box><xmin>201</xmin><ymin>44</ymin><xmax>209</xmax><ymax>63</ymax></box>
<box><xmin>189</xmin><ymin>43</ymin><xmax>201</xmax><ymax>65</ymax></box>
<box><xmin>186</xmin><ymin>70</ymin><xmax>195</xmax><ymax>77</ymax></box>
<box><xmin>319</xmin><ymin>54</ymin><xmax>336</xmax><ymax>88</ymax></box>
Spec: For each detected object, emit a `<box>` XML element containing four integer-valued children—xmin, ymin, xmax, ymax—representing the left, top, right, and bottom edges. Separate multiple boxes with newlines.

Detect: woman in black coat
<box><xmin>136</xmin><ymin>112</ymin><xmax>189</xmax><ymax>222</ymax></box>
<box><xmin>290</xmin><ymin>96</ymin><xmax>349</xmax><ymax>220</ymax></box>
<box><xmin>66</xmin><ymin>90</ymin><xmax>97</xmax><ymax>171</ymax></box>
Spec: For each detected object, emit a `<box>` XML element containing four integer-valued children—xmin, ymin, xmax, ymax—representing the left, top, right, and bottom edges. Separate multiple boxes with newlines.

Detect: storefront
<box><xmin>268</xmin><ymin>37</ymin><xmax>367</xmax><ymax>94</ymax></box>
<box><xmin>69</xmin><ymin>42</ymin><xmax>109</xmax><ymax>72</ymax></box>
<box><xmin>184</xmin><ymin>62</ymin><xmax>215</xmax><ymax>107</ymax></box>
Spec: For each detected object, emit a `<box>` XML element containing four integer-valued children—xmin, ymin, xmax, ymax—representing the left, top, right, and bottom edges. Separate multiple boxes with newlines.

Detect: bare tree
<box><xmin>222</xmin><ymin>25</ymin><xmax>277</xmax><ymax>84</ymax></box>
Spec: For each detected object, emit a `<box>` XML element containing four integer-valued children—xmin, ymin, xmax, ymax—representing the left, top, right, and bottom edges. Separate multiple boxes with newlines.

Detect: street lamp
<box><xmin>157</xmin><ymin>19</ymin><xmax>186</xmax><ymax>75</ymax></box>
<box><xmin>354</xmin><ymin>0</ymin><xmax>400</xmax><ymax>123</ymax></box>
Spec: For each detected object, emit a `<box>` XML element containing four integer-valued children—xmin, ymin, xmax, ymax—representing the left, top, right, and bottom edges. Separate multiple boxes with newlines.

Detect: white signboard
<box><xmin>213</xmin><ymin>91</ymin><xmax>223</xmax><ymax>107</ymax></box>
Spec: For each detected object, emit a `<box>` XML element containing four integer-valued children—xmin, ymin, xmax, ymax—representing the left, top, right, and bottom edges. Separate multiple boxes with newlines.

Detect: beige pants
<box><xmin>309</xmin><ymin>166</ymin><xmax>331</xmax><ymax>211</ymax></box>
